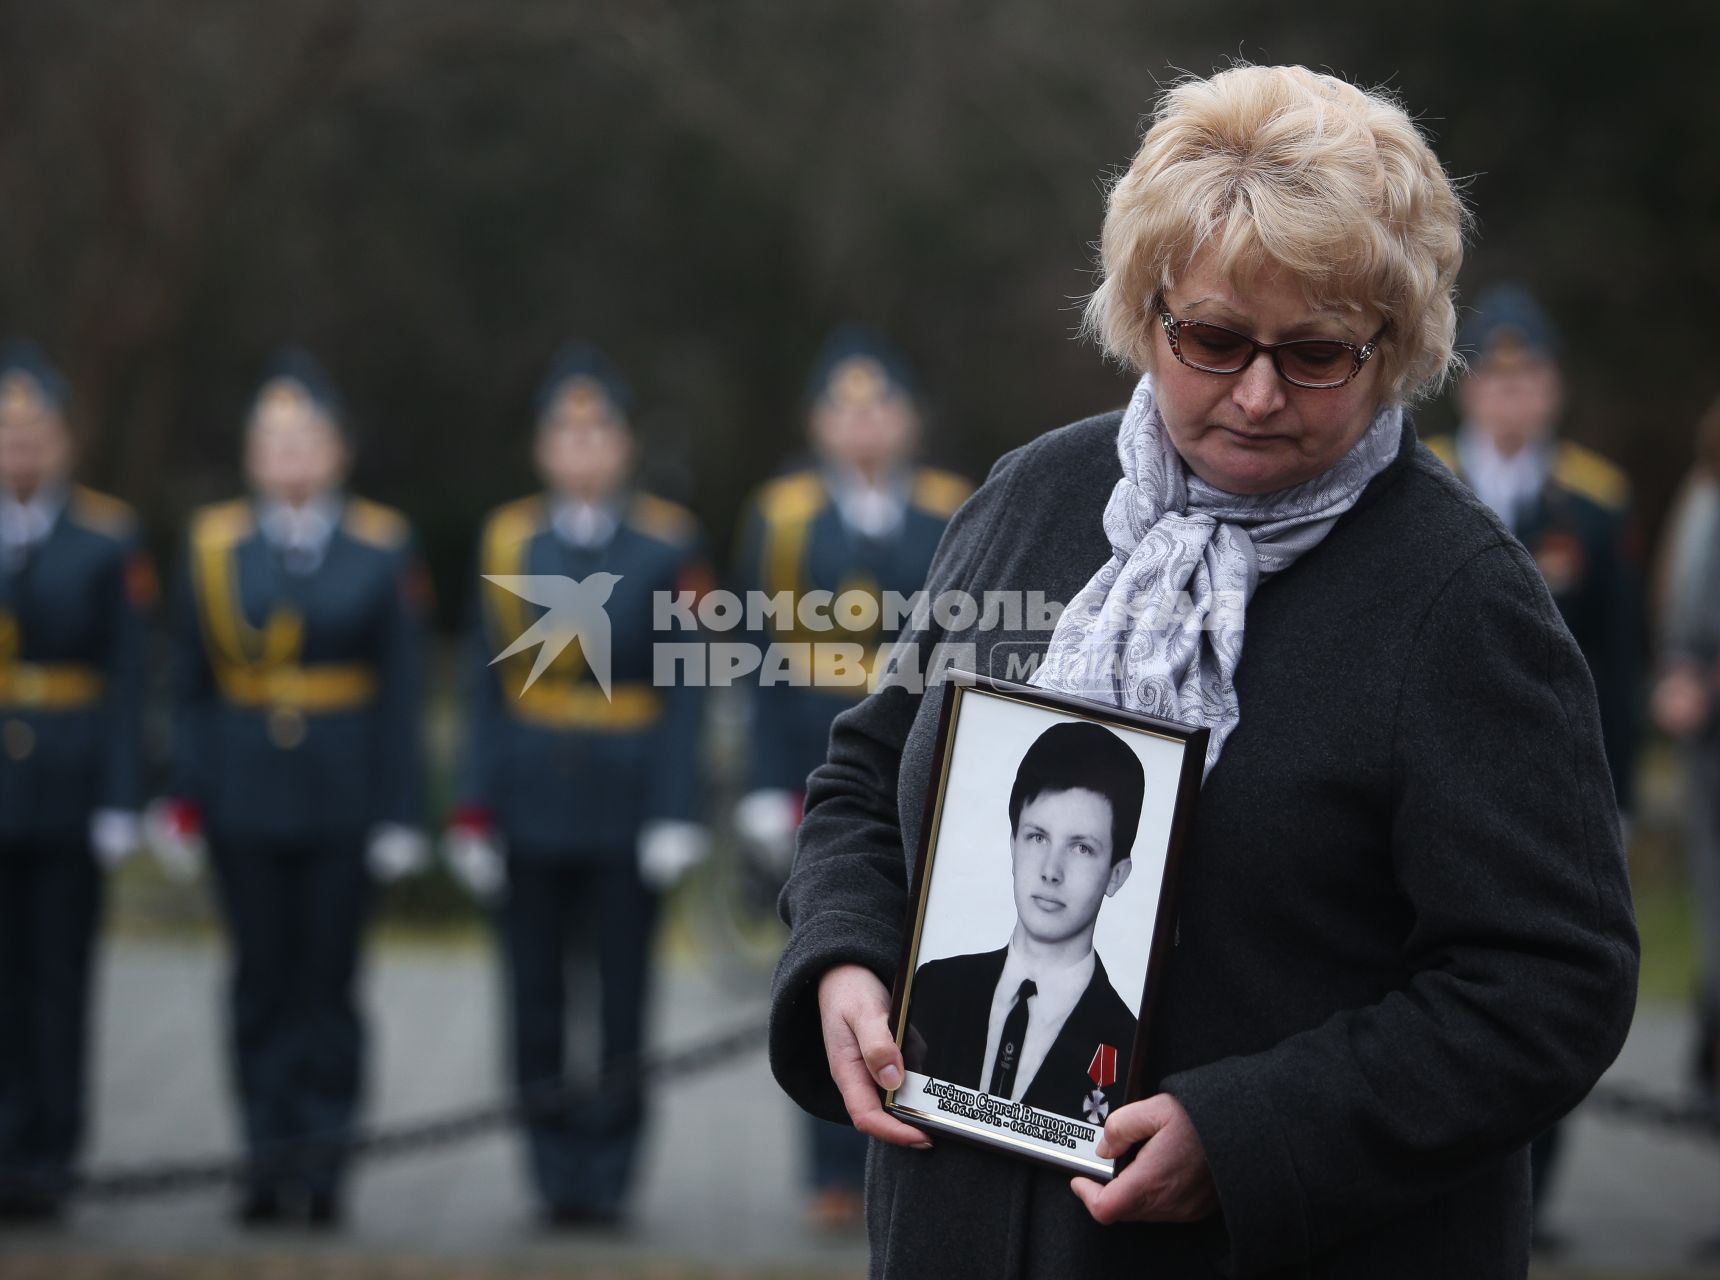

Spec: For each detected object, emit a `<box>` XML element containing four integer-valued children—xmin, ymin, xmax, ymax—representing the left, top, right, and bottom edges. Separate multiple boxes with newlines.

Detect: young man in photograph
<box><xmin>904</xmin><ymin>719</ymin><xmax>1144</xmax><ymax>1124</ymax></box>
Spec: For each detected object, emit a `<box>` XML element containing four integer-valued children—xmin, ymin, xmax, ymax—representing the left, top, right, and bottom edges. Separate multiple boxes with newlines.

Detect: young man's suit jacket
<box><xmin>903</xmin><ymin>946</ymin><xmax>1137</xmax><ymax>1122</ymax></box>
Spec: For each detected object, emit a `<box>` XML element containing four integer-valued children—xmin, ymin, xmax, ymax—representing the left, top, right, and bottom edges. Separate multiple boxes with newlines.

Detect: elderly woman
<box><xmin>767</xmin><ymin>65</ymin><xmax>1638</xmax><ymax>1278</ymax></box>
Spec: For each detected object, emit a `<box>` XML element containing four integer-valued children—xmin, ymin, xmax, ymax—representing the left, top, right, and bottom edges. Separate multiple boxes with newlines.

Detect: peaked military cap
<box><xmin>1460</xmin><ymin>283</ymin><xmax>1563</xmax><ymax>365</ymax></box>
<box><xmin>534</xmin><ymin>342</ymin><xmax>634</xmax><ymax>424</ymax></box>
<box><xmin>252</xmin><ymin>346</ymin><xmax>348</xmax><ymax>430</ymax></box>
<box><xmin>806</xmin><ymin>326</ymin><xmax>918</xmax><ymax>408</ymax></box>
<box><xmin>0</xmin><ymin>337</ymin><xmax>70</xmax><ymax>416</ymax></box>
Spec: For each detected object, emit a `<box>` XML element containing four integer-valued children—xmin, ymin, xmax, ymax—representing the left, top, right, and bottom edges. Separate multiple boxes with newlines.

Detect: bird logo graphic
<box><xmin>484</xmin><ymin>573</ymin><xmax>622</xmax><ymax>698</ymax></box>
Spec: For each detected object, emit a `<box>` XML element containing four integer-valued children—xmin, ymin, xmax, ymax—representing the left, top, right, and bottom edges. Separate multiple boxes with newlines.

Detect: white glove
<box><xmin>90</xmin><ymin>808</ymin><xmax>143</xmax><ymax>869</ymax></box>
<box><xmin>734</xmin><ymin>788</ymin><xmax>800</xmax><ymax>878</ymax></box>
<box><xmin>143</xmin><ymin>796</ymin><xmax>206</xmax><ymax>881</ymax></box>
<box><xmin>443</xmin><ymin>826</ymin><xmax>507</xmax><ymax>902</ymax></box>
<box><xmin>367</xmin><ymin>823</ymin><xmax>431</xmax><ymax>882</ymax></box>
<box><xmin>638</xmin><ymin>820</ymin><xmax>711</xmax><ymax>892</ymax></box>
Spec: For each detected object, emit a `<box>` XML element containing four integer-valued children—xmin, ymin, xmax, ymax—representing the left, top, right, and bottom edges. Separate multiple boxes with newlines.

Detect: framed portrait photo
<box><xmin>884</xmin><ymin>672</ymin><xmax>1207</xmax><ymax>1180</ymax></box>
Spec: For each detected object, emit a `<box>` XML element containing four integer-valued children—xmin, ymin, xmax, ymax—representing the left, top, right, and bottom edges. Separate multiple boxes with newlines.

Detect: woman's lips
<box><xmin>1215</xmin><ymin>425</ymin><xmax>1286</xmax><ymax>445</ymax></box>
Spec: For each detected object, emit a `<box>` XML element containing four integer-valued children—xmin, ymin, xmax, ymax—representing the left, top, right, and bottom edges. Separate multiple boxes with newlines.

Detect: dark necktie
<box><xmin>988</xmin><ymin>979</ymin><xmax>1036</xmax><ymax>1097</ymax></box>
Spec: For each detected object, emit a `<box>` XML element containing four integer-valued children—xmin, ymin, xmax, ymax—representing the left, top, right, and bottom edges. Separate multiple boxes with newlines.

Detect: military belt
<box><xmin>215</xmin><ymin>663</ymin><xmax>378</xmax><ymax>712</ymax></box>
<box><xmin>0</xmin><ymin>662</ymin><xmax>105</xmax><ymax>710</ymax></box>
<box><xmin>510</xmin><ymin>681</ymin><xmax>662</xmax><ymax>731</ymax></box>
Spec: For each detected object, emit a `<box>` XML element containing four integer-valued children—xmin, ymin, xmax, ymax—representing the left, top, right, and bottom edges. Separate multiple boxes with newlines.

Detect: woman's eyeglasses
<box><xmin>1158</xmin><ymin>311</ymin><xmax>1384</xmax><ymax>390</ymax></box>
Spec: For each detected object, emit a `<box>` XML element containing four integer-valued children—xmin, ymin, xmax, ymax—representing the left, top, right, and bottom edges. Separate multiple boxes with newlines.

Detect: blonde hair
<box><xmin>1086</xmin><ymin>65</ymin><xmax>1469</xmax><ymax>403</ymax></box>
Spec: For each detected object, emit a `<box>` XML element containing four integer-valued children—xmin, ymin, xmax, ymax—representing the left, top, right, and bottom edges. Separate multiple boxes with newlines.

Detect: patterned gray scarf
<box><xmin>1032</xmin><ymin>372</ymin><xmax>1402</xmax><ymax>777</ymax></box>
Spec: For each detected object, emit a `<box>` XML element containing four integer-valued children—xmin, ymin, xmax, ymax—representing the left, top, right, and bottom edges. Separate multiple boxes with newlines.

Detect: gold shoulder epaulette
<box><xmin>342</xmin><ymin>496</ymin><xmax>412</xmax><ymax>550</ymax></box>
<box><xmin>70</xmin><ymin>485</ymin><xmax>136</xmax><ymax>538</ymax></box>
<box><xmin>628</xmin><ymin>492</ymin><xmax>699</xmax><ymax>546</ymax></box>
<box><xmin>190</xmin><ymin>498</ymin><xmax>254</xmax><ymax>551</ymax></box>
<box><xmin>481</xmin><ymin>495</ymin><xmax>544</xmax><ymax>562</ymax></box>
<box><xmin>911</xmin><ymin>468</ymin><xmax>973</xmax><ymax>518</ymax></box>
<box><xmin>1553</xmin><ymin>441</ymin><xmax>1630</xmax><ymax>510</ymax></box>
<box><xmin>1422</xmin><ymin>434</ymin><xmax>1460</xmax><ymax>473</ymax></box>
<box><xmin>479</xmin><ymin>496</ymin><xmax>547</xmax><ymax>655</ymax></box>
<box><xmin>757</xmin><ymin>470</ymin><xmax>827</xmax><ymax>527</ymax></box>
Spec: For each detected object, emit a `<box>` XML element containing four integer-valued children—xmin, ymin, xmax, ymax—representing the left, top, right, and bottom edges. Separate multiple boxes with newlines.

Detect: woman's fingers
<box><xmin>1072</xmin><ymin>1158</ymin><xmax>1154</xmax><ymax>1226</ymax></box>
<box><xmin>830</xmin><ymin>1047</ymin><xmax>933</xmax><ymax>1146</ymax></box>
<box><xmin>851</xmin><ymin>997</ymin><xmax>907</xmax><ymax>1090</ymax></box>
<box><xmin>1093</xmin><ymin>1094</ymin><xmax>1173</xmax><ymax>1159</ymax></box>
<box><xmin>1069</xmin><ymin>1175</ymin><xmax>1106</xmax><ymax>1216</ymax></box>
<box><xmin>818</xmin><ymin>963</ymin><xmax>932</xmax><ymax>1149</ymax></box>
<box><xmin>1075</xmin><ymin>1095</ymin><xmax>1218</xmax><ymax>1225</ymax></box>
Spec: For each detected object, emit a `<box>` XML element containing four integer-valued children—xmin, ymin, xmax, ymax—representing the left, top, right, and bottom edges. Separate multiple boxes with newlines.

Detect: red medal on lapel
<box><xmin>1084</xmin><ymin>1044</ymin><xmax>1120</xmax><ymax>1123</ymax></box>
<box><xmin>1087</xmin><ymin>1043</ymin><xmax>1118</xmax><ymax>1090</ymax></box>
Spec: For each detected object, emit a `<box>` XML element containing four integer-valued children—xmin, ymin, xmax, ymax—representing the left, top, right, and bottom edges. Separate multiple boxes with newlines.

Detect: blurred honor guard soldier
<box><xmin>153</xmin><ymin>349</ymin><xmax>431</xmax><ymax>1228</ymax></box>
<box><xmin>445</xmin><ymin>344</ymin><xmax>711</xmax><ymax>1228</ymax></box>
<box><xmin>1428</xmin><ymin>284</ymin><xmax>1641</xmax><ymax>1232</ymax></box>
<box><xmin>1429</xmin><ymin>287</ymin><xmax>1640</xmax><ymax>807</ymax></box>
<box><xmin>732</xmin><ymin>329</ymin><xmax>969</xmax><ymax>1230</ymax></box>
<box><xmin>0</xmin><ymin>341</ymin><xmax>151</xmax><ymax>1222</ymax></box>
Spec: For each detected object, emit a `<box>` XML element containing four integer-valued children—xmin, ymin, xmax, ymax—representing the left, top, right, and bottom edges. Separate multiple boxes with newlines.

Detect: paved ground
<box><xmin>1</xmin><ymin>936</ymin><xmax>1716</xmax><ymax>1277</ymax></box>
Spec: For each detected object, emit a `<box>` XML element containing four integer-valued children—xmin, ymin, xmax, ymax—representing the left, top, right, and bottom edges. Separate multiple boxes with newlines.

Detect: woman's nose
<box><xmin>1232</xmin><ymin>351</ymin><xmax>1287</xmax><ymax>423</ymax></box>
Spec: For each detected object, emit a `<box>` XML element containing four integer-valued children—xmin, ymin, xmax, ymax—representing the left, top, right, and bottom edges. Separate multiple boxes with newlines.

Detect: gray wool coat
<box><xmin>768</xmin><ymin>411</ymin><xmax>1640</xmax><ymax>1279</ymax></box>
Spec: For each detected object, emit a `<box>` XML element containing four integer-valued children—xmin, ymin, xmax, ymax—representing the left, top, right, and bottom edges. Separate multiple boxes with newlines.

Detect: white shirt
<box><xmin>552</xmin><ymin>497</ymin><xmax>620</xmax><ymax>550</ymax></box>
<box><xmin>0</xmin><ymin>486</ymin><xmax>65</xmax><ymax>570</ymax></box>
<box><xmin>1456</xmin><ymin>427</ymin><xmax>1550</xmax><ymax>536</ymax></box>
<box><xmin>258</xmin><ymin>493</ymin><xmax>340</xmax><ymax>574</ymax></box>
<box><xmin>825</xmin><ymin>465</ymin><xmax>908</xmax><ymax>541</ymax></box>
<box><xmin>979</xmin><ymin>939</ymin><xmax>1095</xmax><ymax>1102</ymax></box>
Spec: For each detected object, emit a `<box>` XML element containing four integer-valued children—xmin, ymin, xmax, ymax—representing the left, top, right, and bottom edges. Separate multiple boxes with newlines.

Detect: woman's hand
<box><xmin>1070</xmin><ymin>1094</ymin><xmax>1218</xmax><ymax>1225</ymax></box>
<box><xmin>817</xmin><ymin>964</ymin><xmax>932</xmax><ymax>1149</ymax></box>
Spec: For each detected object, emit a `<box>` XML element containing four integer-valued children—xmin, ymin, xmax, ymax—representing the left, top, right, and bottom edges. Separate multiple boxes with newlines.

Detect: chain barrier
<box><xmin>1583</xmin><ymin>1083</ymin><xmax>1720</xmax><ymax>1146</ymax></box>
<box><xmin>3</xmin><ymin>1032</ymin><xmax>1714</xmax><ymax>1207</ymax></box>
<box><xmin>0</xmin><ymin>1017</ymin><xmax>767</xmax><ymax>1204</ymax></box>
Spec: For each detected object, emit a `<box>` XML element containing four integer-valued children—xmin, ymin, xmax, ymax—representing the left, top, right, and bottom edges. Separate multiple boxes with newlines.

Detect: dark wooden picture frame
<box><xmin>883</xmin><ymin>672</ymin><xmax>1207</xmax><ymax>1180</ymax></box>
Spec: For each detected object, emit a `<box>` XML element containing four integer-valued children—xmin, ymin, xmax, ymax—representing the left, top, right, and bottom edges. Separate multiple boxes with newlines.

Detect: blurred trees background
<box><xmin>2</xmin><ymin>0</ymin><xmax>1716</xmax><ymax>615</ymax></box>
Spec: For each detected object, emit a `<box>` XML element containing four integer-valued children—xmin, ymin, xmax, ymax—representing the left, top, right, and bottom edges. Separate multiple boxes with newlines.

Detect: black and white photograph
<box><xmin>885</xmin><ymin>676</ymin><xmax>1205</xmax><ymax>1178</ymax></box>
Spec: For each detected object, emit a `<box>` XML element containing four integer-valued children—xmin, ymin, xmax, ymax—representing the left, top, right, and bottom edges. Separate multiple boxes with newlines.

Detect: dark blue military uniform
<box><xmin>736</xmin><ymin>464</ymin><xmax>972</xmax><ymax>793</ymax></box>
<box><xmin>1431</xmin><ymin>283</ymin><xmax>1642</xmax><ymax>1231</ymax></box>
<box><xmin>458</xmin><ymin>488</ymin><xmax>708</xmax><ymax>1219</ymax></box>
<box><xmin>1435</xmin><ymin>283</ymin><xmax>1642</xmax><ymax>814</ymax></box>
<box><xmin>736</xmin><ymin>462</ymin><xmax>967</xmax><ymax>1195</ymax></box>
<box><xmin>0</xmin><ymin>483</ymin><xmax>150</xmax><ymax>1214</ymax></box>
<box><xmin>733</xmin><ymin>332</ymin><xmax>971</xmax><ymax>1206</ymax></box>
<box><xmin>1425</xmin><ymin>434</ymin><xmax>1640</xmax><ymax>811</ymax></box>
<box><xmin>169</xmin><ymin>490</ymin><xmax>428</xmax><ymax>1205</ymax></box>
